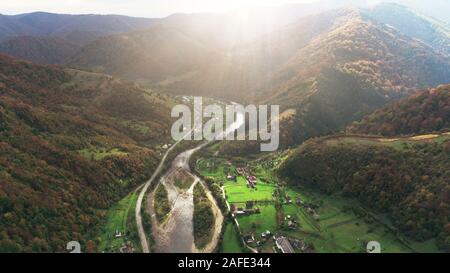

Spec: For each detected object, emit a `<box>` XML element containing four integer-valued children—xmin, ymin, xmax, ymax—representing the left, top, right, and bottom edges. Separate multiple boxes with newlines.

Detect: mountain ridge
<box><xmin>0</xmin><ymin>54</ymin><xmax>173</xmax><ymax>252</ymax></box>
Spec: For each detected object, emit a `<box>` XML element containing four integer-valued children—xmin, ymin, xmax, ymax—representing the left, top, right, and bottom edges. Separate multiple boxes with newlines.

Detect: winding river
<box><xmin>137</xmin><ymin>101</ymin><xmax>245</xmax><ymax>253</ymax></box>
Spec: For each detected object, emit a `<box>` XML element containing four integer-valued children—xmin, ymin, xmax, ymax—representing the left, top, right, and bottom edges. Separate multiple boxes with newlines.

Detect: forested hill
<box><xmin>279</xmin><ymin>84</ymin><xmax>450</xmax><ymax>250</ymax></box>
<box><xmin>348</xmin><ymin>85</ymin><xmax>450</xmax><ymax>136</ymax></box>
<box><xmin>278</xmin><ymin>134</ymin><xmax>450</xmax><ymax>251</ymax></box>
<box><xmin>0</xmin><ymin>54</ymin><xmax>173</xmax><ymax>252</ymax></box>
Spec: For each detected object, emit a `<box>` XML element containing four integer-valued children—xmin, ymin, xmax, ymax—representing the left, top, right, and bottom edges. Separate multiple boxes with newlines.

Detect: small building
<box><xmin>226</xmin><ymin>175</ymin><xmax>237</xmax><ymax>181</ymax></box>
<box><xmin>247</xmin><ymin>175</ymin><xmax>257</xmax><ymax>188</ymax></box>
<box><xmin>287</xmin><ymin>220</ymin><xmax>298</xmax><ymax>230</ymax></box>
<box><xmin>244</xmin><ymin>235</ymin><xmax>255</xmax><ymax>244</ymax></box>
<box><xmin>289</xmin><ymin>238</ymin><xmax>308</xmax><ymax>251</ymax></box>
<box><xmin>274</xmin><ymin>236</ymin><xmax>295</xmax><ymax>253</ymax></box>
<box><xmin>236</xmin><ymin>167</ymin><xmax>244</xmax><ymax>175</ymax></box>
<box><xmin>307</xmin><ymin>207</ymin><xmax>320</xmax><ymax>219</ymax></box>
<box><xmin>114</xmin><ymin>229</ymin><xmax>123</xmax><ymax>238</ymax></box>
<box><xmin>261</xmin><ymin>230</ymin><xmax>272</xmax><ymax>238</ymax></box>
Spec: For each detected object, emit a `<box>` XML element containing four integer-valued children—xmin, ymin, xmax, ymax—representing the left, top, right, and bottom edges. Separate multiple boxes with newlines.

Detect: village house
<box><xmin>244</xmin><ymin>235</ymin><xmax>255</xmax><ymax>244</ymax></box>
<box><xmin>261</xmin><ymin>230</ymin><xmax>272</xmax><ymax>239</ymax></box>
<box><xmin>307</xmin><ymin>207</ymin><xmax>320</xmax><ymax>220</ymax></box>
<box><xmin>119</xmin><ymin>241</ymin><xmax>134</xmax><ymax>253</ymax></box>
<box><xmin>287</xmin><ymin>220</ymin><xmax>298</xmax><ymax>230</ymax></box>
<box><xmin>246</xmin><ymin>175</ymin><xmax>257</xmax><ymax>188</ymax></box>
<box><xmin>234</xmin><ymin>210</ymin><xmax>246</xmax><ymax>216</ymax></box>
<box><xmin>274</xmin><ymin>236</ymin><xmax>295</xmax><ymax>253</ymax></box>
<box><xmin>226</xmin><ymin>174</ymin><xmax>237</xmax><ymax>181</ymax></box>
<box><xmin>114</xmin><ymin>229</ymin><xmax>123</xmax><ymax>238</ymax></box>
<box><xmin>289</xmin><ymin>238</ymin><xmax>309</xmax><ymax>252</ymax></box>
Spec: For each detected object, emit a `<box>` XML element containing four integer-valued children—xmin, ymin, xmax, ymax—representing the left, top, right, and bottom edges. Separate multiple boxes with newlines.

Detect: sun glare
<box><xmin>200</xmin><ymin>0</ymin><xmax>316</xmax><ymax>13</ymax></box>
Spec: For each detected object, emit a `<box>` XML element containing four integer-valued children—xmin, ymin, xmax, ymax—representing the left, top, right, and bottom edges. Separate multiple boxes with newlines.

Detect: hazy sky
<box><xmin>0</xmin><ymin>0</ymin><xmax>449</xmax><ymax>22</ymax></box>
<box><xmin>0</xmin><ymin>0</ymin><xmax>317</xmax><ymax>17</ymax></box>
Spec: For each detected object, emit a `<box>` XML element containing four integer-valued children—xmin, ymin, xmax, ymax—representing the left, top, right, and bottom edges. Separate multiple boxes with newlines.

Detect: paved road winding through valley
<box><xmin>135</xmin><ymin>134</ymin><xmax>189</xmax><ymax>253</ymax></box>
<box><xmin>136</xmin><ymin>101</ymin><xmax>244</xmax><ymax>253</ymax></box>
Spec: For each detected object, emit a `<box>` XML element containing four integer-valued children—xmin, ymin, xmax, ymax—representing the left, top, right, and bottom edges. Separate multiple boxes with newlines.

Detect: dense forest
<box><xmin>0</xmin><ymin>54</ymin><xmax>172</xmax><ymax>252</ymax></box>
<box><xmin>348</xmin><ymin>85</ymin><xmax>450</xmax><ymax>136</ymax></box>
<box><xmin>279</xmin><ymin>138</ymin><xmax>450</xmax><ymax>251</ymax></box>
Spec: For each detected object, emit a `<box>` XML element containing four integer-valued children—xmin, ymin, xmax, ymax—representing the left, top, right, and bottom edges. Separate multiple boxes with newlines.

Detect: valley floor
<box><xmin>97</xmin><ymin>132</ymin><xmax>448</xmax><ymax>253</ymax></box>
<box><xmin>195</xmin><ymin>139</ymin><xmax>445</xmax><ymax>253</ymax></box>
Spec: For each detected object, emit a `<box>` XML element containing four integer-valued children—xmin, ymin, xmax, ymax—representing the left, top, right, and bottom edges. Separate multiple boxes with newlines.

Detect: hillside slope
<box><xmin>67</xmin><ymin>7</ymin><xmax>450</xmax><ymax>147</ymax></box>
<box><xmin>0</xmin><ymin>36</ymin><xmax>78</xmax><ymax>64</ymax></box>
<box><xmin>278</xmin><ymin>133</ymin><xmax>450</xmax><ymax>251</ymax></box>
<box><xmin>264</xmin><ymin>8</ymin><xmax>450</xmax><ymax>145</ymax></box>
<box><xmin>362</xmin><ymin>3</ymin><xmax>450</xmax><ymax>56</ymax></box>
<box><xmin>69</xmin><ymin>7</ymin><xmax>450</xmax><ymax>99</ymax></box>
<box><xmin>0</xmin><ymin>54</ymin><xmax>173</xmax><ymax>252</ymax></box>
<box><xmin>348</xmin><ymin>85</ymin><xmax>450</xmax><ymax>136</ymax></box>
<box><xmin>0</xmin><ymin>12</ymin><xmax>159</xmax><ymax>65</ymax></box>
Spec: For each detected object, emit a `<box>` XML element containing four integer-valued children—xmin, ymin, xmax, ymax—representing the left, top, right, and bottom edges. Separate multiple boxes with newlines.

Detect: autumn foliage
<box><xmin>0</xmin><ymin>55</ymin><xmax>172</xmax><ymax>252</ymax></box>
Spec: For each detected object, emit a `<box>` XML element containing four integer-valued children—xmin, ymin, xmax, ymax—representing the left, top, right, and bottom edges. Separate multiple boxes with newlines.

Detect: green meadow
<box><xmin>224</xmin><ymin>177</ymin><xmax>276</xmax><ymax>203</ymax></box>
<box><xmin>196</xmin><ymin>154</ymin><xmax>442</xmax><ymax>253</ymax></box>
<box><xmin>97</xmin><ymin>192</ymin><xmax>141</xmax><ymax>252</ymax></box>
<box><xmin>221</xmin><ymin>223</ymin><xmax>244</xmax><ymax>253</ymax></box>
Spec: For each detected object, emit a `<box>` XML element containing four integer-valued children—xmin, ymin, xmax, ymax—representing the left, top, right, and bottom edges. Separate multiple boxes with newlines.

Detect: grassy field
<box><xmin>224</xmin><ymin>177</ymin><xmax>276</xmax><ymax>203</ymax></box>
<box><xmin>283</xmin><ymin>187</ymin><xmax>441</xmax><ymax>253</ymax></box>
<box><xmin>237</xmin><ymin>204</ymin><xmax>278</xmax><ymax>235</ymax></box>
<box><xmin>196</xmin><ymin>158</ymin><xmax>228</xmax><ymax>181</ymax></box>
<box><xmin>324</xmin><ymin>133</ymin><xmax>450</xmax><ymax>151</ymax></box>
<box><xmin>221</xmin><ymin>223</ymin><xmax>244</xmax><ymax>253</ymax></box>
<box><xmin>97</xmin><ymin>192</ymin><xmax>140</xmax><ymax>252</ymax></box>
<box><xmin>196</xmin><ymin>153</ymin><xmax>442</xmax><ymax>253</ymax></box>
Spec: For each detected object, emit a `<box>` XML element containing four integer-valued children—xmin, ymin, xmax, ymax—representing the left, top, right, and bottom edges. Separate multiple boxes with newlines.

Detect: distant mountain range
<box><xmin>0</xmin><ymin>12</ymin><xmax>158</xmax><ymax>64</ymax></box>
<box><xmin>0</xmin><ymin>36</ymin><xmax>78</xmax><ymax>64</ymax></box>
<box><xmin>362</xmin><ymin>3</ymin><xmax>450</xmax><ymax>56</ymax></box>
<box><xmin>0</xmin><ymin>12</ymin><xmax>157</xmax><ymax>42</ymax></box>
<box><xmin>0</xmin><ymin>4</ymin><xmax>448</xmax><ymax>146</ymax></box>
<box><xmin>67</xmin><ymin>4</ymin><xmax>450</xmax><ymax>95</ymax></box>
<box><xmin>63</xmin><ymin>4</ymin><xmax>450</xmax><ymax>145</ymax></box>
